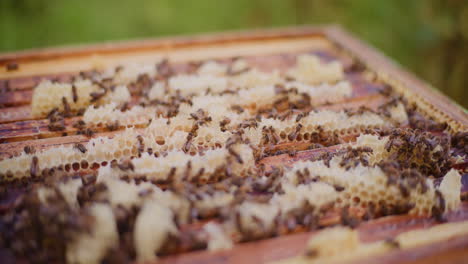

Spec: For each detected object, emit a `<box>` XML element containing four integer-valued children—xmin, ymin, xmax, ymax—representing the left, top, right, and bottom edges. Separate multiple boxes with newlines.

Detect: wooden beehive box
<box><xmin>0</xmin><ymin>26</ymin><xmax>467</xmax><ymax>264</ymax></box>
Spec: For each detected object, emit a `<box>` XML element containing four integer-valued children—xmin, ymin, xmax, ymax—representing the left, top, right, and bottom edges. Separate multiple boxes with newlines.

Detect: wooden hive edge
<box><xmin>0</xmin><ymin>25</ymin><xmax>329</xmax><ymax>66</ymax></box>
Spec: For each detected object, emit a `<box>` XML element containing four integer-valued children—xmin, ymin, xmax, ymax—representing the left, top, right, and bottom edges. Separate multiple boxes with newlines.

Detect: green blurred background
<box><xmin>1</xmin><ymin>0</ymin><xmax>467</xmax><ymax>108</ymax></box>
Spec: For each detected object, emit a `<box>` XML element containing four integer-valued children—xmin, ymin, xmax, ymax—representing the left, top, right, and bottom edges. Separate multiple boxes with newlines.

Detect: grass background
<box><xmin>1</xmin><ymin>0</ymin><xmax>467</xmax><ymax>108</ymax></box>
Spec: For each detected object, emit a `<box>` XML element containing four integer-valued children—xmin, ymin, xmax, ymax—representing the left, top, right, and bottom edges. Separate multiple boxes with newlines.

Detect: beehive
<box><xmin>0</xmin><ymin>26</ymin><xmax>466</xmax><ymax>264</ymax></box>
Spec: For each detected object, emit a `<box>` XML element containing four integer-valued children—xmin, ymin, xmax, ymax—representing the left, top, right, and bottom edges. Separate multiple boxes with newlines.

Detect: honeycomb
<box><xmin>275</xmin><ymin>220</ymin><xmax>468</xmax><ymax>264</ymax></box>
<box><xmin>31</xmin><ymin>80</ymin><xmax>131</xmax><ymax>118</ymax></box>
<box><xmin>192</xmin><ymin>125</ymin><xmax>231</xmax><ymax>150</ymax></box>
<box><xmin>179</xmin><ymin>94</ymin><xmax>245</xmax><ymax>123</ymax></box>
<box><xmin>386</xmin><ymin>101</ymin><xmax>409</xmax><ymax>124</ymax></box>
<box><xmin>83</xmin><ymin>103</ymin><xmax>155</xmax><ymax>126</ymax></box>
<box><xmin>437</xmin><ymin>169</ymin><xmax>461</xmax><ymax>211</ymax></box>
<box><xmin>203</xmin><ymin>222</ymin><xmax>234</xmax><ymax>251</ymax></box>
<box><xmin>305</xmin><ymin>227</ymin><xmax>360</xmax><ymax>257</ymax></box>
<box><xmin>197</xmin><ymin>60</ymin><xmax>227</xmax><ymax>76</ymax></box>
<box><xmin>238</xmin><ymin>201</ymin><xmax>280</xmax><ymax>233</ymax></box>
<box><xmin>0</xmin><ymin>103</ymin><xmax>406</xmax><ymax>179</ymax></box>
<box><xmin>256</xmin><ymin>104</ymin><xmax>406</xmax><ymax>143</ymax></box>
<box><xmin>285</xmin><ymin>158</ymin><xmax>461</xmax><ymax>215</ymax></box>
<box><xmin>230</xmin><ymin>69</ymin><xmax>282</xmax><ymax>89</ymax></box>
<box><xmin>97</xmin><ymin>171</ymin><xmax>152</xmax><ymax>208</ymax></box>
<box><xmin>147</xmin><ymin>81</ymin><xmax>167</xmax><ymax>101</ymax></box>
<box><xmin>169</xmin><ymin>74</ymin><xmax>229</xmax><ymax>94</ymax></box>
<box><xmin>31</xmin><ymin>80</ymin><xmax>99</xmax><ymax>117</ymax></box>
<box><xmin>274</xmin><ymin>181</ymin><xmax>337</xmax><ymax>214</ymax></box>
<box><xmin>106</xmin><ymin>143</ymin><xmax>254</xmax><ymax>181</ymax></box>
<box><xmin>0</xmin><ymin>128</ymin><xmax>141</xmax><ymax>178</ymax></box>
<box><xmin>350</xmin><ymin>134</ymin><xmax>389</xmax><ymax>165</ymax></box>
<box><xmin>66</xmin><ymin>203</ymin><xmax>118</xmax><ymax>264</ymax></box>
<box><xmin>109</xmin><ymin>62</ymin><xmax>157</xmax><ymax>84</ymax></box>
<box><xmin>285</xmin><ymin>81</ymin><xmax>352</xmax><ymax>105</ymax></box>
<box><xmin>31</xmin><ymin>54</ymin><xmax>344</xmax><ymax>119</ymax></box>
<box><xmin>134</xmin><ymin>200</ymin><xmax>178</xmax><ymax>261</ymax></box>
<box><xmin>237</xmin><ymin>81</ymin><xmax>352</xmax><ymax>110</ymax></box>
<box><xmin>99</xmin><ymin>85</ymin><xmax>131</xmax><ymax>105</ymax></box>
<box><xmin>195</xmin><ymin>192</ymin><xmax>235</xmax><ymax>215</ymax></box>
<box><xmin>2</xmin><ymin>52</ymin><xmax>464</xmax><ymax>264</ymax></box>
<box><xmin>238</xmin><ymin>182</ymin><xmax>337</xmax><ymax>235</ymax></box>
<box><xmin>287</xmin><ymin>54</ymin><xmax>344</xmax><ymax>84</ymax></box>
<box><xmin>58</xmin><ymin>177</ymin><xmax>83</xmax><ymax>209</ymax></box>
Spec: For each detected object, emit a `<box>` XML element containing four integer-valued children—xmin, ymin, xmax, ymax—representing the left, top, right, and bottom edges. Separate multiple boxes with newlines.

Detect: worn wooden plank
<box><xmin>0</xmin><ymin>106</ymin><xmax>30</xmax><ymax>123</ymax></box>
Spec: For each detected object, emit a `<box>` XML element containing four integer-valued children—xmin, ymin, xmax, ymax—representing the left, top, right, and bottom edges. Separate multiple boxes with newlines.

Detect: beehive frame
<box><xmin>0</xmin><ymin>25</ymin><xmax>467</xmax><ymax>264</ymax></box>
